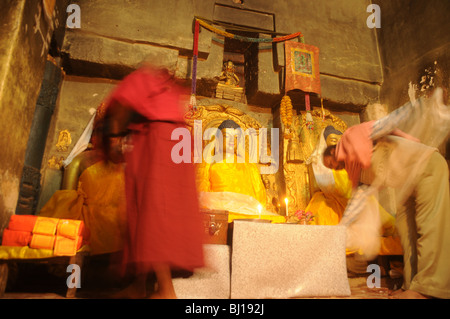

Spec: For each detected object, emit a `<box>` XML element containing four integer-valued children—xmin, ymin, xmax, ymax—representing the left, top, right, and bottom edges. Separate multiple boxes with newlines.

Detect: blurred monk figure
<box><xmin>39</xmin><ymin>103</ymin><xmax>128</xmax><ymax>257</ymax></box>
<box><xmin>101</xmin><ymin>65</ymin><xmax>204</xmax><ymax>299</ymax></box>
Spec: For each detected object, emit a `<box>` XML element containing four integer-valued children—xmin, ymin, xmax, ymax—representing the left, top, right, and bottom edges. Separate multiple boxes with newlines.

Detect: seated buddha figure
<box><xmin>306</xmin><ymin>126</ymin><xmax>351</xmax><ymax>225</ymax></box>
<box><xmin>306</xmin><ymin>126</ymin><xmax>401</xmax><ymax>255</ymax></box>
<box><xmin>197</xmin><ymin>119</ymin><xmax>285</xmax><ymax>223</ymax></box>
<box><xmin>218</xmin><ymin>61</ymin><xmax>240</xmax><ymax>87</ymax></box>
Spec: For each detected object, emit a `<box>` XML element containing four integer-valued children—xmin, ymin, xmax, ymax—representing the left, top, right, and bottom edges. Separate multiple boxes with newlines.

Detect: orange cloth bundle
<box><xmin>56</xmin><ymin>219</ymin><xmax>86</xmax><ymax>239</ymax></box>
<box><xmin>30</xmin><ymin>234</ymin><xmax>56</xmax><ymax>250</ymax></box>
<box><xmin>2</xmin><ymin>229</ymin><xmax>32</xmax><ymax>247</ymax></box>
<box><xmin>54</xmin><ymin>236</ymin><xmax>83</xmax><ymax>256</ymax></box>
<box><xmin>2</xmin><ymin>215</ymin><xmax>86</xmax><ymax>256</ymax></box>
<box><xmin>7</xmin><ymin>215</ymin><xmax>38</xmax><ymax>232</ymax></box>
<box><xmin>33</xmin><ymin>217</ymin><xmax>59</xmax><ymax>236</ymax></box>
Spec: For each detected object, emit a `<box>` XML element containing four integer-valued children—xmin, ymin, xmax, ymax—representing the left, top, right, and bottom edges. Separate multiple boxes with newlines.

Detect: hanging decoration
<box><xmin>280</xmin><ymin>95</ymin><xmax>294</xmax><ymax>138</ymax></box>
<box><xmin>284</xmin><ymin>40</ymin><xmax>321</xmax><ymax>131</ymax></box>
<box><xmin>305</xmin><ymin>93</ymin><xmax>314</xmax><ymax>130</ymax></box>
<box><xmin>196</xmin><ymin>18</ymin><xmax>303</xmax><ymax>43</ymax></box>
<box><xmin>189</xmin><ymin>18</ymin><xmax>304</xmax><ymax>112</ymax></box>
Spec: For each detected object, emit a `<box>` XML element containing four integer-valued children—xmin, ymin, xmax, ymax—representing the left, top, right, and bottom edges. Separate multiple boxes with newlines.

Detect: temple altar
<box><xmin>185</xmin><ymin>86</ymin><xmax>402</xmax><ymax>256</ymax></box>
<box><xmin>185</xmin><ymin>97</ymin><xmax>349</xmax><ymax>223</ymax></box>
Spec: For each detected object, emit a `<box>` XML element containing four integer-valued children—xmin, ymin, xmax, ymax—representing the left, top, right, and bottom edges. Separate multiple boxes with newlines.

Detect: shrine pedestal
<box><xmin>173</xmin><ymin>244</ymin><xmax>230</xmax><ymax>299</ymax></box>
<box><xmin>230</xmin><ymin>221</ymin><xmax>351</xmax><ymax>298</ymax></box>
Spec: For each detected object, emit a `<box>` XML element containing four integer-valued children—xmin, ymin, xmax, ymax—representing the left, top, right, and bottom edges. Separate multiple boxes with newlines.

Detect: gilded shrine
<box><xmin>184</xmin><ymin>96</ymin><xmax>348</xmax><ymax>223</ymax></box>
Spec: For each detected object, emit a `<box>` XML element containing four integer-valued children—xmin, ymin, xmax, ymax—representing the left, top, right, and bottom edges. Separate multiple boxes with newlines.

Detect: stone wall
<box><xmin>0</xmin><ymin>0</ymin><xmax>66</xmax><ymax>232</ymax></box>
<box><xmin>377</xmin><ymin>0</ymin><xmax>450</xmax><ymax>110</ymax></box>
<box><xmin>60</xmin><ymin>0</ymin><xmax>383</xmax><ymax>109</ymax></box>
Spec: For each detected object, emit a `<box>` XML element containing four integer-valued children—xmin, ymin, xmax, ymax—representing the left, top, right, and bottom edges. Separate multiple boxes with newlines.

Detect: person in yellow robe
<box><xmin>38</xmin><ymin>105</ymin><xmax>128</xmax><ymax>256</ymax></box>
<box><xmin>305</xmin><ymin>126</ymin><xmax>402</xmax><ymax>256</ymax></box>
<box><xmin>196</xmin><ymin>120</ymin><xmax>285</xmax><ymax>223</ymax></box>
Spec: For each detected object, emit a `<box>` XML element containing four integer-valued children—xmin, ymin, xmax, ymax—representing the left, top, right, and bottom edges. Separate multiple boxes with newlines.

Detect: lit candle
<box><xmin>258</xmin><ymin>204</ymin><xmax>262</xmax><ymax>219</ymax></box>
<box><xmin>285</xmin><ymin>197</ymin><xmax>289</xmax><ymax>216</ymax></box>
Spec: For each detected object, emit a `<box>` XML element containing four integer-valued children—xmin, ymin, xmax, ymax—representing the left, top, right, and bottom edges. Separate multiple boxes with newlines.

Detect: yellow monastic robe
<box><xmin>39</xmin><ymin>161</ymin><xmax>128</xmax><ymax>255</ymax></box>
<box><xmin>307</xmin><ymin>169</ymin><xmax>402</xmax><ymax>255</ymax></box>
<box><xmin>308</xmin><ymin>169</ymin><xmax>352</xmax><ymax>226</ymax></box>
<box><xmin>197</xmin><ymin>159</ymin><xmax>285</xmax><ymax>223</ymax></box>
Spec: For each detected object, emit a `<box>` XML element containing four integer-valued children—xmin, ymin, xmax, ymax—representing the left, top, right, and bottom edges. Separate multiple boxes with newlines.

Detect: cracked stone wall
<box><xmin>60</xmin><ymin>0</ymin><xmax>383</xmax><ymax>109</ymax></box>
<box><xmin>0</xmin><ymin>0</ymin><xmax>66</xmax><ymax>233</ymax></box>
<box><xmin>377</xmin><ymin>0</ymin><xmax>450</xmax><ymax>110</ymax></box>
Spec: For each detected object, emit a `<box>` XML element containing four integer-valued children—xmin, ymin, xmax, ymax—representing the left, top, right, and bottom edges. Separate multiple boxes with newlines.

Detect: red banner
<box><xmin>285</xmin><ymin>41</ymin><xmax>321</xmax><ymax>95</ymax></box>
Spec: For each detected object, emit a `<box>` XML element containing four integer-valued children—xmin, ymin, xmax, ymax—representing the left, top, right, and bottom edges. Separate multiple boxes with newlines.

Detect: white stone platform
<box><xmin>230</xmin><ymin>221</ymin><xmax>351</xmax><ymax>298</ymax></box>
<box><xmin>173</xmin><ymin>244</ymin><xmax>230</xmax><ymax>299</ymax></box>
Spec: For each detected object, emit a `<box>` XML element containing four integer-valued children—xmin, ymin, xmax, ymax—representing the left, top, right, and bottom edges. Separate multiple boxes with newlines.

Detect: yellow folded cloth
<box><xmin>56</xmin><ymin>219</ymin><xmax>86</xmax><ymax>240</ymax></box>
<box><xmin>0</xmin><ymin>246</ymin><xmax>54</xmax><ymax>260</ymax></box>
<box><xmin>54</xmin><ymin>236</ymin><xmax>83</xmax><ymax>256</ymax></box>
<box><xmin>33</xmin><ymin>217</ymin><xmax>59</xmax><ymax>236</ymax></box>
<box><xmin>228</xmin><ymin>212</ymin><xmax>286</xmax><ymax>224</ymax></box>
<box><xmin>0</xmin><ymin>245</ymin><xmax>90</xmax><ymax>260</ymax></box>
<box><xmin>30</xmin><ymin>234</ymin><xmax>56</xmax><ymax>250</ymax></box>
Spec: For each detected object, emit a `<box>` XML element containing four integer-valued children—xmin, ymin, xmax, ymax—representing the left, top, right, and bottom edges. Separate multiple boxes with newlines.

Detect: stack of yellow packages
<box><xmin>30</xmin><ymin>217</ymin><xmax>59</xmax><ymax>250</ymax></box>
<box><xmin>54</xmin><ymin>219</ymin><xmax>87</xmax><ymax>256</ymax></box>
<box><xmin>1</xmin><ymin>215</ymin><xmax>88</xmax><ymax>257</ymax></box>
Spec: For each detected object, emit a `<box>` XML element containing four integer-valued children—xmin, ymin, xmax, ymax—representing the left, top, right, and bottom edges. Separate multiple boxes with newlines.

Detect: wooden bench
<box><xmin>0</xmin><ymin>246</ymin><xmax>88</xmax><ymax>298</ymax></box>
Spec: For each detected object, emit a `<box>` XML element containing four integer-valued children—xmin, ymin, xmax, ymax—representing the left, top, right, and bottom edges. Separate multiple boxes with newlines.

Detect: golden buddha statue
<box><xmin>218</xmin><ymin>61</ymin><xmax>240</xmax><ymax>86</ymax></box>
<box><xmin>306</xmin><ymin>126</ymin><xmax>350</xmax><ymax>225</ymax></box>
<box><xmin>197</xmin><ymin>119</ymin><xmax>285</xmax><ymax>223</ymax></box>
<box><xmin>215</xmin><ymin>61</ymin><xmax>245</xmax><ymax>102</ymax></box>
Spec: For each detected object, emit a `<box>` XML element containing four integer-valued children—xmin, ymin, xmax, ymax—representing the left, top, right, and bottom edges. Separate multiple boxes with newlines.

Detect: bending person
<box><xmin>323</xmin><ymin>88</ymin><xmax>450</xmax><ymax>299</ymax></box>
<box><xmin>306</xmin><ymin>126</ymin><xmax>400</xmax><ymax>256</ymax></box>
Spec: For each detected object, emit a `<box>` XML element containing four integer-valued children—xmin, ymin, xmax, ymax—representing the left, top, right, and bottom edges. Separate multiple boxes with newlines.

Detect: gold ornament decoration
<box><xmin>56</xmin><ymin>130</ymin><xmax>72</xmax><ymax>152</ymax></box>
<box><xmin>280</xmin><ymin>95</ymin><xmax>294</xmax><ymax>139</ymax></box>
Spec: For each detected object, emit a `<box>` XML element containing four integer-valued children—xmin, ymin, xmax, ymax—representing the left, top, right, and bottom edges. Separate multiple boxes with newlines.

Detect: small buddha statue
<box><xmin>218</xmin><ymin>61</ymin><xmax>240</xmax><ymax>87</ymax></box>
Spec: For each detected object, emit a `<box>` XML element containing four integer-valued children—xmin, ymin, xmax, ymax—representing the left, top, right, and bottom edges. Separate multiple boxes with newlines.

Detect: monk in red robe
<box><xmin>101</xmin><ymin>65</ymin><xmax>204</xmax><ymax>299</ymax></box>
